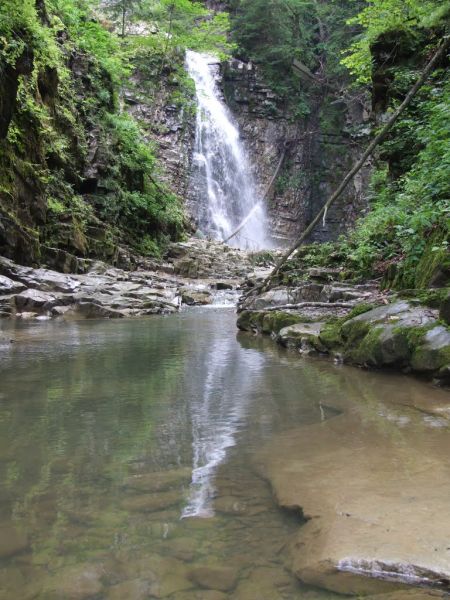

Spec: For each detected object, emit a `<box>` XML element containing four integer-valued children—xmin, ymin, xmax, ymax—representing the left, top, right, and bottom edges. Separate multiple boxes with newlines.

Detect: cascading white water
<box><xmin>186</xmin><ymin>50</ymin><xmax>270</xmax><ymax>250</ymax></box>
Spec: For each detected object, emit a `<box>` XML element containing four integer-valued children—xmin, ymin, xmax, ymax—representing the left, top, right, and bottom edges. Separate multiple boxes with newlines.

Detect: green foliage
<box><xmin>87</xmin><ymin>111</ymin><xmax>185</xmax><ymax>249</ymax></box>
<box><xmin>282</xmin><ymin>73</ymin><xmax>449</xmax><ymax>290</ymax></box>
<box><xmin>343</xmin><ymin>76</ymin><xmax>450</xmax><ymax>286</ymax></box>
<box><xmin>0</xmin><ymin>0</ymin><xmax>62</xmax><ymax>67</ymax></box>
<box><xmin>230</xmin><ymin>0</ymin><xmax>361</xmax><ymax>104</ymax></box>
<box><xmin>342</xmin><ymin>0</ymin><xmax>450</xmax><ymax>83</ymax></box>
<box><xmin>0</xmin><ymin>0</ymin><xmax>190</xmax><ymax>262</ymax></box>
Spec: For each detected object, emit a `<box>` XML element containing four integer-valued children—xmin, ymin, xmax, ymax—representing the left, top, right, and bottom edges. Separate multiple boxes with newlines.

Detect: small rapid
<box><xmin>186</xmin><ymin>50</ymin><xmax>270</xmax><ymax>250</ymax></box>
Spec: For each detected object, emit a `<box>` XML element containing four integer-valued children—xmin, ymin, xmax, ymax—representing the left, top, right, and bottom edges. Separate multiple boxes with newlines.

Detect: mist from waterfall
<box><xmin>186</xmin><ymin>50</ymin><xmax>270</xmax><ymax>250</ymax></box>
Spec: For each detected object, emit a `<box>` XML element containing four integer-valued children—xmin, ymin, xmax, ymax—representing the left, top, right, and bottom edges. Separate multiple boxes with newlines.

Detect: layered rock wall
<box><xmin>220</xmin><ymin>59</ymin><xmax>372</xmax><ymax>245</ymax></box>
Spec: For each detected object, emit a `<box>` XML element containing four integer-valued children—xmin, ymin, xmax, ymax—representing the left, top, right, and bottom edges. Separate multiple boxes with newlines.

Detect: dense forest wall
<box><xmin>0</xmin><ymin>0</ymin><xmax>190</xmax><ymax>270</ymax></box>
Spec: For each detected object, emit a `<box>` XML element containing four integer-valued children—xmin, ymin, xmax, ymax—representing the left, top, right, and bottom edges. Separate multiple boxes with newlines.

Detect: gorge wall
<box><xmin>220</xmin><ymin>58</ymin><xmax>372</xmax><ymax>246</ymax></box>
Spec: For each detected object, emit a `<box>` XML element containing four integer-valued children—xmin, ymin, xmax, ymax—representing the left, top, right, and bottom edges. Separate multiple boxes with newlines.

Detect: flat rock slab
<box><xmin>256</xmin><ymin>390</ymin><xmax>450</xmax><ymax>595</ymax></box>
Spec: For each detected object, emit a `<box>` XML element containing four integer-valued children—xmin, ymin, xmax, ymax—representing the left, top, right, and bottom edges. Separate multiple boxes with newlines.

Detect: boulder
<box><xmin>411</xmin><ymin>325</ymin><xmax>450</xmax><ymax>373</ymax></box>
<box><xmin>15</xmin><ymin>289</ymin><xmax>60</xmax><ymax>311</ymax></box>
<box><xmin>345</xmin><ymin>324</ymin><xmax>411</xmax><ymax>368</ymax></box>
<box><xmin>181</xmin><ymin>289</ymin><xmax>213</xmax><ymax>306</ymax></box>
<box><xmin>277</xmin><ymin>322</ymin><xmax>325</xmax><ymax>351</ymax></box>
<box><xmin>250</xmin><ymin>289</ymin><xmax>292</xmax><ymax>310</ymax></box>
<box><xmin>211</xmin><ymin>281</ymin><xmax>233</xmax><ymax>290</ymax></box>
<box><xmin>75</xmin><ymin>301</ymin><xmax>125</xmax><ymax>319</ymax></box>
<box><xmin>341</xmin><ymin>302</ymin><xmax>436</xmax><ymax>342</ymax></box>
<box><xmin>341</xmin><ymin>302</ymin><xmax>444</xmax><ymax>370</ymax></box>
<box><xmin>0</xmin><ymin>275</ymin><xmax>25</xmax><ymax>295</ymax></box>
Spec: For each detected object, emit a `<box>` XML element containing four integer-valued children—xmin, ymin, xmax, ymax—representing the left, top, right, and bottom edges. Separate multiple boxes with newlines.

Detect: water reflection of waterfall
<box><xmin>186</xmin><ymin>50</ymin><xmax>270</xmax><ymax>250</ymax></box>
<box><xmin>182</xmin><ymin>329</ymin><xmax>265</xmax><ymax>518</ymax></box>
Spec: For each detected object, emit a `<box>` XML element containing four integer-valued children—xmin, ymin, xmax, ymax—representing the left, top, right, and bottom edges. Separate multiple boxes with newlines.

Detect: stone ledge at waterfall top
<box><xmin>0</xmin><ymin>240</ymin><xmax>271</xmax><ymax>321</ymax></box>
<box><xmin>237</xmin><ymin>273</ymin><xmax>450</xmax><ymax>386</ymax></box>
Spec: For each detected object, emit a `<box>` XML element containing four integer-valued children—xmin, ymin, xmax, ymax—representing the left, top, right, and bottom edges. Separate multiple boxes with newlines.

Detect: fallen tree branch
<box><xmin>240</xmin><ymin>36</ymin><xmax>450</xmax><ymax>309</ymax></box>
<box><xmin>242</xmin><ymin>301</ymin><xmax>354</xmax><ymax>312</ymax></box>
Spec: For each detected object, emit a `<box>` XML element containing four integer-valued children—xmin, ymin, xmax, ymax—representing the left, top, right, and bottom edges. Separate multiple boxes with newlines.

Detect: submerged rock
<box><xmin>188</xmin><ymin>566</ymin><xmax>239</xmax><ymax>592</ymax></box>
<box><xmin>106</xmin><ymin>578</ymin><xmax>157</xmax><ymax>600</ymax></box>
<box><xmin>43</xmin><ymin>563</ymin><xmax>105</xmax><ymax>599</ymax></box>
<box><xmin>181</xmin><ymin>288</ymin><xmax>213</xmax><ymax>306</ymax></box>
<box><xmin>0</xmin><ymin>524</ymin><xmax>29</xmax><ymax>559</ymax></box>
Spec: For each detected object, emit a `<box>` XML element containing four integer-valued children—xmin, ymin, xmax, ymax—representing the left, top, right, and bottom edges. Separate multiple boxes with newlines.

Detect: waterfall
<box><xmin>186</xmin><ymin>51</ymin><xmax>270</xmax><ymax>250</ymax></box>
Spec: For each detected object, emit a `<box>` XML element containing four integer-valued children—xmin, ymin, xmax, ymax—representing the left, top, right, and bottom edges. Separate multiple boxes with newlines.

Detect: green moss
<box><xmin>411</xmin><ymin>346</ymin><xmax>450</xmax><ymax>372</ymax></box>
<box><xmin>397</xmin><ymin>287</ymin><xmax>449</xmax><ymax>308</ymax></box>
<box><xmin>319</xmin><ymin>322</ymin><xmax>343</xmax><ymax>350</ymax></box>
<box><xmin>391</xmin><ymin>323</ymin><xmax>434</xmax><ymax>350</ymax></box>
<box><xmin>345</xmin><ymin>303</ymin><xmax>377</xmax><ymax>320</ymax></box>
<box><xmin>344</xmin><ymin>326</ymin><xmax>384</xmax><ymax>366</ymax></box>
<box><xmin>263</xmin><ymin>312</ymin><xmax>304</xmax><ymax>334</ymax></box>
<box><xmin>341</xmin><ymin>318</ymin><xmax>371</xmax><ymax>344</ymax></box>
<box><xmin>236</xmin><ymin>311</ymin><xmax>263</xmax><ymax>332</ymax></box>
<box><xmin>414</xmin><ymin>229</ymin><xmax>450</xmax><ymax>289</ymax></box>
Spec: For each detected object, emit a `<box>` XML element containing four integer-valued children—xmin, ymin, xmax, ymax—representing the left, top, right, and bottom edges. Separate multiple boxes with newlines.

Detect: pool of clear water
<box><xmin>0</xmin><ymin>309</ymin><xmax>448</xmax><ymax>599</ymax></box>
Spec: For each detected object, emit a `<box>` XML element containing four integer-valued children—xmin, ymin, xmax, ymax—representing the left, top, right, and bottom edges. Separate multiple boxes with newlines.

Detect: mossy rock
<box><xmin>344</xmin><ymin>326</ymin><xmax>382</xmax><ymax>366</ymax></box>
<box><xmin>341</xmin><ymin>318</ymin><xmax>371</xmax><ymax>344</ymax></box>
<box><xmin>411</xmin><ymin>325</ymin><xmax>450</xmax><ymax>372</ymax></box>
<box><xmin>262</xmin><ymin>311</ymin><xmax>304</xmax><ymax>334</ymax></box>
<box><xmin>319</xmin><ymin>322</ymin><xmax>344</xmax><ymax>350</ymax></box>
<box><xmin>236</xmin><ymin>310</ymin><xmax>257</xmax><ymax>332</ymax></box>
<box><xmin>277</xmin><ymin>323</ymin><xmax>326</xmax><ymax>355</ymax></box>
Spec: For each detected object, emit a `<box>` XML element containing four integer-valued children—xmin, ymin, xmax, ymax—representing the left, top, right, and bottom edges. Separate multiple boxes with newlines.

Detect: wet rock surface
<box><xmin>256</xmin><ymin>390</ymin><xmax>450</xmax><ymax>596</ymax></box>
<box><xmin>0</xmin><ymin>239</ymin><xmax>270</xmax><ymax>320</ymax></box>
<box><xmin>238</xmin><ymin>271</ymin><xmax>450</xmax><ymax>384</ymax></box>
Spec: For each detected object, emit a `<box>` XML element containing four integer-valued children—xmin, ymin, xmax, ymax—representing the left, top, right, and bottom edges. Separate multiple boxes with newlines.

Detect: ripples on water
<box><xmin>0</xmin><ymin>310</ymin><xmax>447</xmax><ymax>599</ymax></box>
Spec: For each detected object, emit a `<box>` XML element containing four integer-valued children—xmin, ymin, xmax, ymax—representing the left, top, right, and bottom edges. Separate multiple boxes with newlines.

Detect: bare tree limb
<box><xmin>244</xmin><ymin>301</ymin><xmax>354</xmax><ymax>312</ymax></box>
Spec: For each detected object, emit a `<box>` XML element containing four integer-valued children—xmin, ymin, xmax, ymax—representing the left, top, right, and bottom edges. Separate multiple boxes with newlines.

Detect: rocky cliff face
<box><xmin>220</xmin><ymin>58</ymin><xmax>372</xmax><ymax>245</ymax></box>
<box><xmin>125</xmin><ymin>55</ymin><xmax>195</xmax><ymax>202</ymax></box>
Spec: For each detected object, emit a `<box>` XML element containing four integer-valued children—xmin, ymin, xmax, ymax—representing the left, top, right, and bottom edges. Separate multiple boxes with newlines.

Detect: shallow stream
<box><xmin>0</xmin><ymin>309</ymin><xmax>448</xmax><ymax>599</ymax></box>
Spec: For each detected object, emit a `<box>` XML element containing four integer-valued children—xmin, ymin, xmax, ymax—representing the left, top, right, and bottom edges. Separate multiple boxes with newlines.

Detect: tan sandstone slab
<box><xmin>257</xmin><ymin>388</ymin><xmax>450</xmax><ymax>596</ymax></box>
